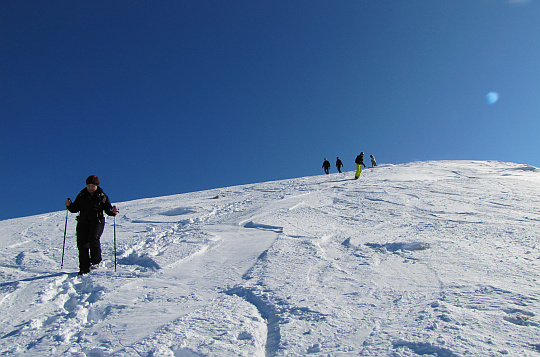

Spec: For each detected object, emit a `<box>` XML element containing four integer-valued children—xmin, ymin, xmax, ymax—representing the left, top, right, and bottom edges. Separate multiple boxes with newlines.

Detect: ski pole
<box><xmin>114</xmin><ymin>214</ymin><xmax>117</xmax><ymax>272</ymax></box>
<box><xmin>61</xmin><ymin>200</ymin><xmax>69</xmax><ymax>269</ymax></box>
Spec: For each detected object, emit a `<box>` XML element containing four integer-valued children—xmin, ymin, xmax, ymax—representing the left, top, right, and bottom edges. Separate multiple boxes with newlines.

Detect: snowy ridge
<box><xmin>0</xmin><ymin>160</ymin><xmax>539</xmax><ymax>356</ymax></box>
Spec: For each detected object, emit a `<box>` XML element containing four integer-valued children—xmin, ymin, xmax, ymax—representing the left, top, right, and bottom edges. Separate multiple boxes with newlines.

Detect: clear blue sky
<box><xmin>1</xmin><ymin>0</ymin><xmax>539</xmax><ymax>220</ymax></box>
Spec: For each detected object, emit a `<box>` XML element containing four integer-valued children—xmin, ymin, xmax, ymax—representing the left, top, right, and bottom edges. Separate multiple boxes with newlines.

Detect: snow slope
<box><xmin>1</xmin><ymin>160</ymin><xmax>539</xmax><ymax>356</ymax></box>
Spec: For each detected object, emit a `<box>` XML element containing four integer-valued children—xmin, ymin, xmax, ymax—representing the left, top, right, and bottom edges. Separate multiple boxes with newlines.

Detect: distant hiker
<box><xmin>354</xmin><ymin>152</ymin><xmax>366</xmax><ymax>179</ymax></box>
<box><xmin>370</xmin><ymin>155</ymin><xmax>377</xmax><ymax>168</ymax></box>
<box><xmin>336</xmin><ymin>157</ymin><xmax>344</xmax><ymax>173</ymax></box>
<box><xmin>322</xmin><ymin>158</ymin><xmax>331</xmax><ymax>174</ymax></box>
<box><xmin>65</xmin><ymin>175</ymin><xmax>118</xmax><ymax>275</ymax></box>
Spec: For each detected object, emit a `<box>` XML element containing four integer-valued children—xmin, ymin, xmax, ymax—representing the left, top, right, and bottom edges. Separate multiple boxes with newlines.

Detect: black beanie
<box><xmin>86</xmin><ymin>175</ymin><xmax>100</xmax><ymax>186</ymax></box>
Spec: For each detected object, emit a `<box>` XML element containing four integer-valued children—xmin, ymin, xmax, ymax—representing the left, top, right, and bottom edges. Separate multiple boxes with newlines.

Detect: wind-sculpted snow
<box><xmin>0</xmin><ymin>160</ymin><xmax>539</xmax><ymax>356</ymax></box>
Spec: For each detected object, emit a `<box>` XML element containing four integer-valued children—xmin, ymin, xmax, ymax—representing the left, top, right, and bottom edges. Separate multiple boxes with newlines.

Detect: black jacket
<box><xmin>67</xmin><ymin>187</ymin><xmax>115</xmax><ymax>223</ymax></box>
<box><xmin>355</xmin><ymin>155</ymin><xmax>366</xmax><ymax>167</ymax></box>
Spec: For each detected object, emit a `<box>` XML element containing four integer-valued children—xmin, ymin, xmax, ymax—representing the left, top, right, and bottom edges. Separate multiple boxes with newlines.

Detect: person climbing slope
<box><xmin>354</xmin><ymin>152</ymin><xmax>366</xmax><ymax>179</ymax></box>
<box><xmin>336</xmin><ymin>157</ymin><xmax>343</xmax><ymax>173</ymax></box>
<box><xmin>370</xmin><ymin>155</ymin><xmax>377</xmax><ymax>168</ymax></box>
<box><xmin>322</xmin><ymin>158</ymin><xmax>331</xmax><ymax>174</ymax></box>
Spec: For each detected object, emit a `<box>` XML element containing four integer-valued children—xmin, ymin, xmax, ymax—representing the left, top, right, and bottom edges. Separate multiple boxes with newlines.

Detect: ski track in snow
<box><xmin>0</xmin><ymin>160</ymin><xmax>539</xmax><ymax>356</ymax></box>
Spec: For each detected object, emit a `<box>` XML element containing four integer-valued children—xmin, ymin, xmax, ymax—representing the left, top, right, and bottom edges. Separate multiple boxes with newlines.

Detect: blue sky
<box><xmin>1</xmin><ymin>0</ymin><xmax>539</xmax><ymax>220</ymax></box>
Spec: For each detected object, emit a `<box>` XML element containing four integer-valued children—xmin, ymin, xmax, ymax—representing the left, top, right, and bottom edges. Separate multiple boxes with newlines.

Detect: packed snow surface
<box><xmin>1</xmin><ymin>160</ymin><xmax>539</xmax><ymax>356</ymax></box>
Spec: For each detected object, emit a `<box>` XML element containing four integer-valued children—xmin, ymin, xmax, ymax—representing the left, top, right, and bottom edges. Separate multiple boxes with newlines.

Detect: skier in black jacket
<box><xmin>336</xmin><ymin>157</ymin><xmax>343</xmax><ymax>173</ymax></box>
<box><xmin>322</xmin><ymin>158</ymin><xmax>331</xmax><ymax>174</ymax></box>
<box><xmin>65</xmin><ymin>175</ymin><xmax>118</xmax><ymax>275</ymax></box>
<box><xmin>354</xmin><ymin>152</ymin><xmax>366</xmax><ymax>179</ymax></box>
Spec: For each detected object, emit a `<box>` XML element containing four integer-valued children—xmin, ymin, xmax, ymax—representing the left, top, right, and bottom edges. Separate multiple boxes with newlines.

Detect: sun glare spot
<box><xmin>486</xmin><ymin>92</ymin><xmax>499</xmax><ymax>104</ymax></box>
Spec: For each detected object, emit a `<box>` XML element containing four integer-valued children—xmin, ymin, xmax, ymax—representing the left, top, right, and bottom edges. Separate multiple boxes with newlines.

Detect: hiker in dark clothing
<box><xmin>336</xmin><ymin>157</ymin><xmax>344</xmax><ymax>173</ymax></box>
<box><xmin>65</xmin><ymin>175</ymin><xmax>118</xmax><ymax>275</ymax></box>
<box><xmin>322</xmin><ymin>158</ymin><xmax>331</xmax><ymax>174</ymax></box>
<box><xmin>354</xmin><ymin>152</ymin><xmax>366</xmax><ymax>179</ymax></box>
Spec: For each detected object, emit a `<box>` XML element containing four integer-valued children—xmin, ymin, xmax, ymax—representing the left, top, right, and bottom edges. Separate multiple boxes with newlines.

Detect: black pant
<box><xmin>76</xmin><ymin>219</ymin><xmax>105</xmax><ymax>273</ymax></box>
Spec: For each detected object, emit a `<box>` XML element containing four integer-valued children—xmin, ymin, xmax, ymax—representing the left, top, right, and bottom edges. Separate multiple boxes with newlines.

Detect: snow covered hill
<box><xmin>1</xmin><ymin>161</ymin><xmax>539</xmax><ymax>356</ymax></box>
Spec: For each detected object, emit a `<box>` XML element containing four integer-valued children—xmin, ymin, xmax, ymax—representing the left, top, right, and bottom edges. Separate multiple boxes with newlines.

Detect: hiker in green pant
<box><xmin>354</xmin><ymin>152</ymin><xmax>366</xmax><ymax>179</ymax></box>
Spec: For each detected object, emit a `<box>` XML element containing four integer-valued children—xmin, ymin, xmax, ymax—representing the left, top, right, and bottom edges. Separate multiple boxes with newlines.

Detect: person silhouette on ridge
<box><xmin>370</xmin><ymin>155</ymin><xmax>377</xmax><ymax>168</ymax></box>
<box><xmin>336</xmin><ymin>157</ymin><xmax>343</xmax><ymax>173</ymax></box>
<box><xmin>322</xmin><ymin>158</ymin><xmax>331</xmax><ymax>174</ymax></box>
<box><xmin>354</xmin><ymin>152</ymin><xmax>366</xmax><ymax>179</ymax></box>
